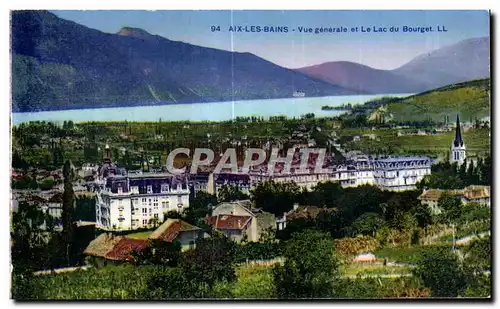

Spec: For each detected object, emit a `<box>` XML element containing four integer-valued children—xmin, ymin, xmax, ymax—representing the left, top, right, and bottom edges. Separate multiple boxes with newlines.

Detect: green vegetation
<box><xmin>386</xmin><ymin>79</ymin><xmax>490</xmax><ymax>123</ymax></box>
<box><xmin>341</xmin><ymin>264</ymin><xmax>413</xmax><ymax>277</ymax></box>
<box><xmin>343</xmin><ymin>127</ymin><xmax>490</xmax><ymax>157</ymax></box>
<box><xmin>374</xmin><ymin>245</ymin><xmax>450</xmax><ymax>264</ymax></box>
<box><xmin>273</xmin><ymin>230</ymin><xmax>338</xmax><ymax>298</ymax></box>
<box><xmin>413</xmin><ymin>247</ymin><xmax>468</xmax><ymax>297</ymax></box>
<box><xmin>418</xmin><ymin>157</ymin><xmax>491</xmax><ymax>190</ymax></box>
<box><xmin>26</xmin><ymin>263</ymin><xmax>428</xmax><ymax>299</ymax></box>
<box><xmin>126</xmin><ymin>231</ymin><xmax>153</xmax><ymax>240</ymax></box>
<box><xmin>10</xmin><ymin>78</ymin><xmax>492</xmax><ymax>299</ymax></box>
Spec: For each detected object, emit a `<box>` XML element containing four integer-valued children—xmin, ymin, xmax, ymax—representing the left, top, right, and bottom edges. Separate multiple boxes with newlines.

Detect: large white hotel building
<box><xmin>94</xmin><ymin>146</ymin><xmax>190</xmax><ymax>231</ymax></box>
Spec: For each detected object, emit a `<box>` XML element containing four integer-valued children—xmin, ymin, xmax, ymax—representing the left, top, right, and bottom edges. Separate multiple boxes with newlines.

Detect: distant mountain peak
<box><xmin>117</xmin><ymin>27</ymin><xmax>154</xmax><ymax>39</ymax></box>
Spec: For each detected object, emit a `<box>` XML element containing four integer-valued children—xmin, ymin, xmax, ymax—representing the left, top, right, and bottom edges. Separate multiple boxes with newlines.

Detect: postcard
<box><xmin>10</xmin><ymin>10</ymin><xmax>491</xmax><ymax>300</ymax></box>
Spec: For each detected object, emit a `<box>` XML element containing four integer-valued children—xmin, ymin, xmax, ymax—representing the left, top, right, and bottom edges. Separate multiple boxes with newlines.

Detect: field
<box><xmin>340</xmin><ymin>263</ymin><xmax>413</xmax><ymax>277</ymax></box>
<box><xmin>125</xmin><ymin>231</ymin><xmax>153</xmax><ymax>240</ymax></box>
<box><xmin>374</xmin><ymin>244</ymin><xmax>452</xmax><ymax>264</ymax></box>
<box><xmin>342</xmin><ymin>127</ymin><xmax>490</xmax><ymax>157</ymax></box>
<box><xmin>28</xmin><ymin>261</ymin><xmax>427</xmax><ymax>299</ymax></box>
<box><xmin>385</xmin><ymin>79</ymin><xmax>490</xmax><ymax>123</ymax></box>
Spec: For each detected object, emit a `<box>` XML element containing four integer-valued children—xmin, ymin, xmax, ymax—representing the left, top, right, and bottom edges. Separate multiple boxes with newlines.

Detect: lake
<box><xmin>12</xmin><ymin>94</ymin><xmax>412</xmax><ymax>125</ymax></box>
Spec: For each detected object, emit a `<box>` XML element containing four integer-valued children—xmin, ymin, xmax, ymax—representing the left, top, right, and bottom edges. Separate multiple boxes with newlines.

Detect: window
<box><xmin>118</xmin><ymin>187</ymin><xmax>123</xmax><ymax>194</ymax></box>
<box><xmin>142</xmin><ymin>208</ymin><xmax>147</xmax><ymax>214</ymax></box>
<box><xmin>162</xmin><ymin>201</ymin><xmax>168</xmax><ymax>209</ymax></box>
<box><xmin>142</xmin><ymin>219</ymin><xmax>147</xmax><ymax>225</ymax></box>
<box><xmin>142</xmin><ymin>198</ymin><xmax>147</xmax><ymax>203</ymax></box>
<box><xmin>154</xmin><ymin>213</ymin><xmax>158</xmax><ymax>219</ymax></box>
<box><xmin>147</xmin><ymin>185</ymin><xmax>153</xmax><ymax>193</ymax></box>
<box><xmin>161</xmin><ymin>184</ymin><xmax>169</xmax><ymax>192</ymax></box>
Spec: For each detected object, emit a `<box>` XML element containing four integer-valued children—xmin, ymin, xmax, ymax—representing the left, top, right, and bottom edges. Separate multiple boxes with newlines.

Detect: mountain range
<box><xmin>11</xmin><ymin>10</ymin><xmax>490</xmax><ymax>113</ymax></box>
<box><xmin>296</xmin><ymin>36</ymin><xmax>490</xmax><ymax>94</ymax></box>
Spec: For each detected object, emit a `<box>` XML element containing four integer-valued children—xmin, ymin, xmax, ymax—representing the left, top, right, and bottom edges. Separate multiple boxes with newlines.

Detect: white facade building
<box><xmin>94</xmin><ymin>146</ymin><xmax>190</xmax><ymax>231</ymax></box>
<box><xmin>95</xmin><ymin>174</ymin><xmax>190</xmax><ymax>231</ymax></box>
<box><xmin>208</xmin><ymin>155</ymin><xmax>432</xmax><ymax>193</ymax></box>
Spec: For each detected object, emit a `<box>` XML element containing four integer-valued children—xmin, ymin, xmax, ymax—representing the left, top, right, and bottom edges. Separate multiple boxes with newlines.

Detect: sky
<box><xmin>52</xmin><ymin>10</ymin><xmax>490</xmax><ymax>70</ymax></box>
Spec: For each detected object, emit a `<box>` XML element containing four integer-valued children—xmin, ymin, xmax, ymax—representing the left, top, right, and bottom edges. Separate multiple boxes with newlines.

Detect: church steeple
<box><xmin>453</xmin><ymin>114</ymin><xmax>464</xmax><ymax>147</ymax></box>
<box><xmin>450</xmin><ymin>113</ymin><xmax>466</xmax><ymax>165</ymax></box>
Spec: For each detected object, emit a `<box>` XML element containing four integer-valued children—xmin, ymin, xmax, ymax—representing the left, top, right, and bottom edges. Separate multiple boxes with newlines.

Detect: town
<box><xmin>9</xmin><ymin>9</ymin><xmax>491</xmax><ymax>300</ymax></box>
<box><xmin>11</xmin><ymin>107</ymin><xmax>491</xmax><ymax>299</ymax></box>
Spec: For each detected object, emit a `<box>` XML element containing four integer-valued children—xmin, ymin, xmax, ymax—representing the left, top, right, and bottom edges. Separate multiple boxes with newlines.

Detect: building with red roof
<box><xmin>204</xmin><ymin>214</ymin><xmax>254</xmax><ymax>243</ymax></box>
<box><xmin>105</xmin><ymin>238</ymin><xmax>149</xmax><ymax>261</ymax></box>
<box><xmin>149</xmin><ymin>218</ymin><xmax>206</xmax><ymax>251</ymax></box>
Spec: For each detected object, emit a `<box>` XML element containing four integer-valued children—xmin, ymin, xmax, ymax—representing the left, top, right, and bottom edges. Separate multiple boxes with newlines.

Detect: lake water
<box><xmin>12</xmin><ymin>94</ymin><xmax>412</xmax><ymax>125</ymax></box>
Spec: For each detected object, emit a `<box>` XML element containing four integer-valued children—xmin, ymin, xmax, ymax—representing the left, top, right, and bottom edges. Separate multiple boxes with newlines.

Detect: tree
<box><xmin>148</xmin><ymin>217</ymin><xmax>160</xmax><ymax>228</ymax></box>
<box><xmin>309</xmin><ymin>181</ymin><xmax>343</xmax><ymax>208</ymax></box>
<box><xmin>273</xmin><ymin>230</ymin><xmax>338</xmax><ymax>298</ymax></box>
<box><xmin>438</xmin><ymin>193</ymin><xmax>462</xmax><ymax>224</ymax></box>
<box><xmin>461</xmin><ymin>237</ymin><xmax>491</xmax><ymax>298</ymax></box>
<box><xmin>463</xmin><ymin>237</ymin><xmax>491</xmax><ymax>273</ymax></box>
<box><xmin>180</xmin><ymin>235</ymin><xmax>237</xmax><ymax>290</ymax></box>
<box><xmin>478</xmin><ymin>154</ymin><xmax>491</xmax><ymax>185</ymax></box>
<box><xmin>146</xmin><ymin>267</ymin><xmax>199</xmax><ymax>299</ymax></box>
<box><xmin>185</xmin><ymin>191</ymin><xmax>217</xmax><ymax>224</ymax></box>
<box><xmin>11</xmin><ymin>202</ymin><xmax>60</xmax><ymax>300</ymax></box>
<box><xmin>133</xmin><ymin>240</ymin><xmax>181</xmax><ymax>267</ymax></box>
<box><xmin>412</xmin><ymin>203</ymin><xmax>433</xmax><ymax>229</ymax></box>
<box><xmin>251</xmin><ymin>180</ymin><xmax>301</xmax><ymax>216</ymax></box>
<box><xmin>217</xmin><ymin>184</ymin><xmax>248</xmax><ymax>203</ymax></box>
<box><xmin>413</xmin><ymin>247</ymin><xmax>468</xmax><ymax>297</ymax></box>
<box><xmin>350</xmin><ymin>212</ymin><xmax>384</xmax><ymax>237</ymax></box>
<box><xmin>62</xmin><ymin>160</ymin><xmax>75</xmax><ymax>266</ymax></box>
<box><xmin>73</xmin><ymin>196</ymin><xmax>96</xmax><ymax>222</ymax></box>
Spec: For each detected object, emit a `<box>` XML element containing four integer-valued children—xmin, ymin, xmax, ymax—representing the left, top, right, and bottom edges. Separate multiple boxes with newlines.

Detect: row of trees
<box><xmin>418</xmin><ymin>156</ymin><xmax>491</xmax><ymax>190</ymax></box>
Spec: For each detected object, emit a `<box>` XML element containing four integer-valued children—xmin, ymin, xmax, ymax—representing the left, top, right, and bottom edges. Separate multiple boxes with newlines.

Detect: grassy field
<box><xmin>374</xmin><ymin>244</ymin><xmax>451</xmax><ymax>264</ymax></box>
<box><xmin>342</xmin><ymin>127</ymin><xmax>490</xmax><ymax>157</ymax></box>
<box><xmin>385</xmin><ymin>79</ymin><xmax>490</xmax><ymax>123</ymax></box>
<box><xmin>27</xmin><ymin>261</ymin><xmax>425</xmax><ymax>299</ymax></box>
<box><xmin>125</xmin><ymin>231</ymin><xmax>153</xmax><ymax>239</ymax></box>
<box><xmin>340</xmin><ymin>263</ymin><xmax>413</xmax><ymax>277</ymax></box>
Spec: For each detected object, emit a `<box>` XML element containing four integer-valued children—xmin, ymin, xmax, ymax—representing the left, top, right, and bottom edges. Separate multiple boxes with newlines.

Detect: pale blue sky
<box><xmin>52</xmin><ymin>10</ymin><xmax>490</xmax><ymax>70</ymax></box>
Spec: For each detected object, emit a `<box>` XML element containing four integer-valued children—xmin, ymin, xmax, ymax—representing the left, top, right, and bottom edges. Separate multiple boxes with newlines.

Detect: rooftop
<box><xmin>205</xmin><ymin>214</ymin><xmax>252</xmax><ymax>230</ymax></box>
<box><xmin>149</xmin><ymin>218</ymin><xmax>201</xmax><ymax>242</ymax></box>
<box><xmin>105</xmin><ymin>238</ymin><xmax>148</xmax><ymax>261</ymax></box>
<box><xmin>419</xmin><ymin>185</ymin><xmax>490</xmax><ymax>201</ymax></box>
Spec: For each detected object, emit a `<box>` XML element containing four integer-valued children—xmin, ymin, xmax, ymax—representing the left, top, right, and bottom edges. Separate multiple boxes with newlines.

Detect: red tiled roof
<box><xmin>149</xmin><ymin>219</ymin><xmax>200</xmax><ymax>243</ymax></box>
<box><xmin>419</xmin><ymin>186</ymin><xmax>490</xmax><ymax>202</ymax></box>
<box><xmin>105</xmin><ymin>238</ymin><xmax>148</xmax><ymax>261</ymax></box>
<box><xmin>204</xmin><ymin>215</ymin><xmax>252</xmax><ymax>230</ymax></box>
<box><xmin>287</xmin><ymin>206</ymin><xmax>322</xmax><ymax>220</ymax></box>
<box><xmin>418</xmin><ymin>189</ymin><xmax>462</xmax><ymax>201</ymax></box>
<box><xmin>463</xmin><ymin>186</ymin><xmax>490</xmax><ymax>200</ymax></box>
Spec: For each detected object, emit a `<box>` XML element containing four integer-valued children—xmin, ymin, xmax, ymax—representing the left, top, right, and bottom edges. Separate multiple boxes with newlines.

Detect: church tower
<box><xmin>450</xmin><ymin>114</ymin><xmax>466</xmax><ymax>165</ymax></box>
